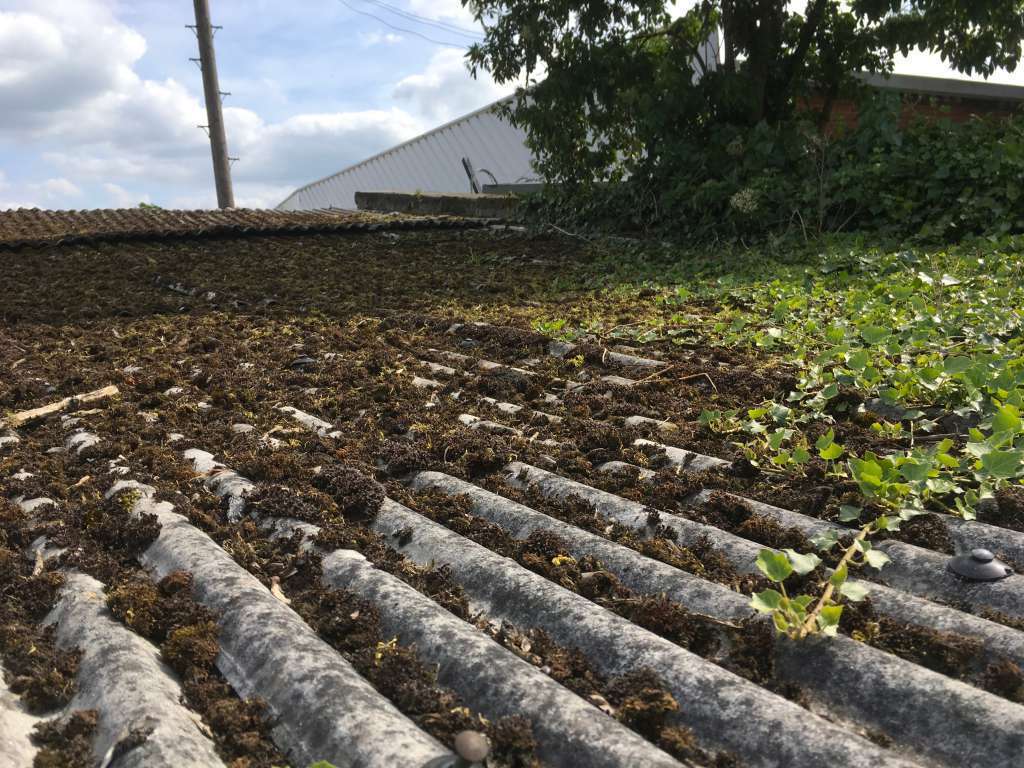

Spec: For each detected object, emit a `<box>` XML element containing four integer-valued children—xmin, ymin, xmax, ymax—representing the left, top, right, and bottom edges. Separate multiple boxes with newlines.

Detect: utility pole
<box><xmin>191</xmin><ymin>0</ymin><xmax>234</xmax><ymax>208</ymax></box>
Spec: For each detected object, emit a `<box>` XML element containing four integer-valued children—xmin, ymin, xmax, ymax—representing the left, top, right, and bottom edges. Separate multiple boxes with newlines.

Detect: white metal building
<box><xmin>276</xmin><ymin>97</ymin><xmax>535</xmax><ymax>211</ymax></box>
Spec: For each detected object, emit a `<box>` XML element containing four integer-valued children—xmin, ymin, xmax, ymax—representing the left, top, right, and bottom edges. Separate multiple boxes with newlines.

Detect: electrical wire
<box><xmin>338</xmin><ymin>0</ymin><xmax>473</xmax><ymax>47</ymax></box>
<box><xmin>360</xmin><ymin>0</ymin><xmax>483</xmax><ymax>39</ymax></box>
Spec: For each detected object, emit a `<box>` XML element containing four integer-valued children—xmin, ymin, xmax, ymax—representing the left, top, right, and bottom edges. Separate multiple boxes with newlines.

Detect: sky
<box><xmin>0</xmin><ymin>0</ymin><xmax>506</xmax><ymax>210</ymax></box>
<box><xmin>1</xmin><ymin>0</ymin><xmax>1022</xmax><ymax>211</ymax></box>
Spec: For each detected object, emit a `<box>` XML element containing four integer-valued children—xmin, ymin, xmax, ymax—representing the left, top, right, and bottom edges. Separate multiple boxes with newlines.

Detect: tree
<box><xmin>464</xmin><ymin>0</ymin><xmax>1024</xmax><ymax>189</ymax></box>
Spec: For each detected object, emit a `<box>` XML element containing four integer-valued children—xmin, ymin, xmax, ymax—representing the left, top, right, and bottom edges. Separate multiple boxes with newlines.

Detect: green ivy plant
<box><xmin>522</xmin><ymin>235</ymin><xmax>1024</xmax><ymax>639</ymax></box>
<box><xmin>752</xmin><ymin>517</ymin><xmax>889</xmax><ymax>639</ymax></box>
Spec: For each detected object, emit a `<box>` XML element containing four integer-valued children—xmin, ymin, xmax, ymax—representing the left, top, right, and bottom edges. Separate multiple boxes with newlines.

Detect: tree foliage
<box><xmin>463</xmin><ymin>1</ymin><xmax>1024</xmax><ymax>240</ymax></box>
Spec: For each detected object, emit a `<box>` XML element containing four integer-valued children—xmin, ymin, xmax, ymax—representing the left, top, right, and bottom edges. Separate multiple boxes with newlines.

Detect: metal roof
<box><xmin>277</xmin><ymin>96</ymin><xmax>537</xmax><ymax>211</ymax></box>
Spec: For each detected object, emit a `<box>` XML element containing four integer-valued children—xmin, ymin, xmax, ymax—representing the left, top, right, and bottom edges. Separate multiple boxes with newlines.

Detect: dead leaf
<box><xmin>270</xmin><ymin>576</ymin><xmax>291</xmax><ymax>605</ymax></box>
<box><xmin>589</xmin><ymin>693</ymin><xmax>616</xmax><ymax>716</ymax></box>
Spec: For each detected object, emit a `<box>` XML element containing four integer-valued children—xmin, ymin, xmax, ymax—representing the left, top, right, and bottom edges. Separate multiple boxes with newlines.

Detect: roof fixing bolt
<box><xmin>948</xmin><ymin>548</ymin><xmax>1014</xmax><ymax>582</ymax></box>
<box><xmin>453</xmin><ymin>730</ymin><xmax>490</xmax><ymax>767</ymax></box>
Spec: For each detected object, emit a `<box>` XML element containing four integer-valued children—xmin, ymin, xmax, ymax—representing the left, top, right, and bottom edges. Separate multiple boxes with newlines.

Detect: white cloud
<box><xmin>236</xmin><ymin>183</ymin><xmax>306</xmax><ymax>210</ymax></box>
<box><xmin>0</xmin><ymin>0</ymin><xmax>511</xmax><ymax>209</ymax></box>
<box><xmin>0</xmin><ymin>2</ymin><xmax>145</xmax><ymax>133</ymax></box>
<box><xmin>0</xmin><ymin>201</ymin><xmax>39</xmax><ymax>211</ymax></box>
<box><xmin>232</xmin><ymin>108</ymin><xmax>426</xmax><ymax>184</ymax></box>
<box><xmin>361</xmin><ymin>31</ymin><xmax>404</xmax><ymax>47</ymax></box>
<box><xmin>407</xmin><ymin>0</ymin><xmax>478</xmax><ymax>26</ymax></box>
<box><xmin>394</xmin><ymin>48</ymin><xmax>508</xmax><ymax>123</ymax></box>
<box><xmin>0</xmin><ymin>170</ymin><xmax>39</xmax><ymax>209</ymax></box>
<box><xmin>103</xmin><ymin>182</ymin><xmax>149</xmax><ymax>208</ymax></box>
<box><xmin>28</xmin><ymin>177</ymin><xmax>81</xmax><ymax>200</ymax></box>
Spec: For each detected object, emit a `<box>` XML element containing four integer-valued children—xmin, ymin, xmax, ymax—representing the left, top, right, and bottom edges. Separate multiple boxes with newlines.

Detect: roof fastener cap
<box><xmin>454</xmin><ymin>730</ymin><xmax>490</xmax><ymax>765</ymax></box>
<box><xmin>948</xmin><ymin>548</ymin><xmax>1013</xmax><ymax>582</ymax></box>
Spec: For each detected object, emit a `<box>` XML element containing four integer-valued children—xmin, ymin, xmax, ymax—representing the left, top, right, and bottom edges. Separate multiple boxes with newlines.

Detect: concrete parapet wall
<box><xmin>355</xmin><ymin>191</ymin><xmax>519</xmax><ymax>219</ymax></box>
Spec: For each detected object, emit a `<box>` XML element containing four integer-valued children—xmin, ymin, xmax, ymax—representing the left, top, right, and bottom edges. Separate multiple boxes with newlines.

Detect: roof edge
<box><xmin>856</xmin><ymin>71</ymin><xmax>1024</xmax><ymax>102</ymax></box>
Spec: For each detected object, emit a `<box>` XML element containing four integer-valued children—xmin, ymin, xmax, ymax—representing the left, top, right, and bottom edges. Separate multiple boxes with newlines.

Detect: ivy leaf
<box><xmin>767</xmin><ymin>429</ymin><xmax>788</xmax><ymax>451</ymax></box>
<box><xmin>839</xmin><ymin>504</ymin><xmax>863</xmax><ymax>522</ymax></box>
<box><xmin>849</xmin><ymin>457</ymin><xmax>883</xmax><ymax>494</ymax></box>
<box><xmin>783</xmin><ymin>549</ymin><xmax>821</xmax><ymax>575</ymax></box>
<box><xmin>926</xmin><ymin>477</ymin><xmax>958</xmax><ymax>494</ymax></box>
<box><xmin>898</xmin><ymin>457</ymin><xmax>932</xmax><ymax>483</ymax></box>
<box><xmin>791</xmin><ymin>594</ymin><xmax>815</xmax><ymax>610</ymax></box>
<box><xmin>829</xmin><ymin>562</ymin><xmax>848</xmax><ymax>587</ymax></box>
<box><xmin>755</xmin><ymin>550</ymin><xmax>793</xmax><ymax>583</ymax></box>
<box><xmin>839</xmin><ymin>581</ymin><xmax>870</xmax><ymax>602</ymax></box>
<box><xmin>819</xmin><ymin>442</ymin><xmax>844</xmax><ymax>461</ymax></box>
<box><xmin>863</xmin><ymin>549</ymin><xmax>891</xmax><ymax>570</ymax></box>
<box><xmin>811</xmin><ymin>529</ymin><xmax>840</xmax><ymax>551</ymax></box>
<box><xmin>860</xmin><ymin>326</ymin><xmax>891</xmax><ymax>345</ymax></box>
<box><xmin>846</xmin><ymin>349</ymin><xmax>870</xmax><ymax>371</ymax></box>
<box><xmin>769</xmin><ymin>404</ymin><xmax>792</xmax><ymax>424</ymax></box>
<box><xmin>981</xmin><ymin>450</ymin><xmax>1024</xmax><ymax>479</ymax></box>
<box><xmin>872</xmin><ymin>515</ymin><xmax>897</xmax><ymax>531</ymax></box>
<box><xmin>964</xmin><ymin>441</ymin><xmax>989</xmax><ymax>459</ymax></box>
<box><xmin>815</xmin><ymin>429</ymin><xmax>835</xmax><ymax>450</ymax></box>
<box><xmin>992</xmin><ymin>404</ymin><xmax>1022</xmax><ymax>436</ymax></box>
<box><xmin>943</xmin><ymin>356</ymin><xmax>972</xmax><ymax>374</ymax></box>
<box><xmin>816</xmin><ymin>604</ymin><xmax>843</xmax><ymax>636</ymax></box>
<box><xmin>750</xmin><ymin>589</ymin><xmax>784</xmax><ymax>613</ymax></box>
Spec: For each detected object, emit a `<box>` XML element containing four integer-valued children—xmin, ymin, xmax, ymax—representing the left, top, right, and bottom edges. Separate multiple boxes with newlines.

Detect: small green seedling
<box><xmin>751</xmin><ymin>516</ymin><xmax>890</xmax><ymax>639</ymax></box>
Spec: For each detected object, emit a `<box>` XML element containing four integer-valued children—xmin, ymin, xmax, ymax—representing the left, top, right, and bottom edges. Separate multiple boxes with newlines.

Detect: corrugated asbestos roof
<box><xmin>0</xmin><ymin>207</ymin><xmax>484</xmax><ymax>249</ymax></box>
<box><xmin>276</xmin><ymin>97</ymin><xmax>538</xmax><ymax>212</ymax></box>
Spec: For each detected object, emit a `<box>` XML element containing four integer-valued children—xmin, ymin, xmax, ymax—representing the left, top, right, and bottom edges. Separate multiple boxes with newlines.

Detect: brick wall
<box><xmin>812</xmin><ymin>90</ymin><xmax>1021</xmax><ymax>132</ymax></box>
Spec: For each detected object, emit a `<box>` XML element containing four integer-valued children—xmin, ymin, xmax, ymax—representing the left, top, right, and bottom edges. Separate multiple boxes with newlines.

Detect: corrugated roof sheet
<box><xmin>0</xmin><ymin>207</ymin><xmax>484</xmax><ymax>249</ymax></box>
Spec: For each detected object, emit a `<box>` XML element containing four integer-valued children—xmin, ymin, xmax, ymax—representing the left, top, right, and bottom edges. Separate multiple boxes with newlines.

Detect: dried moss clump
<box><xmin>314</xmin><ymin>464</ymin><xmax>385</xmax><ymax>522</ymax></box>
<box><xmin>32</xmin><ymin>710</ymin><xmax>99</xmax><ymax>768</ymax></box>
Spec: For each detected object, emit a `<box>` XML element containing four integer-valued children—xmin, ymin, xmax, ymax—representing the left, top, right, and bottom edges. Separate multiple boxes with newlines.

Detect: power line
<box><xmin>337</xmin><ymin>0</ymin><xmax>472</xmax><ymax>48</ymax></box>
<box><xmin>360</xmin><ymin>0</ymin><xmax>483</xmax><ymax>39</ymax></box>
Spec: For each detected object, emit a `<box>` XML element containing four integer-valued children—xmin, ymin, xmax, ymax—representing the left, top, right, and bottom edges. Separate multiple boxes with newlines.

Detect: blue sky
<box><xmin>1</xmin><ymin>0</ymin><xmax>1022</xmax><ymax>210</ymax></box>
<box><xmin>0</xmin><ymin>0</ymin><xmax>505</xmax><ymax>209</ymax></box>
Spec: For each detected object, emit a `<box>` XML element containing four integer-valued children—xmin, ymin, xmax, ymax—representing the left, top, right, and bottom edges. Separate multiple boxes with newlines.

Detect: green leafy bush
<box><xmin>527</xmin><ymin>97</ymin><xmax>1024</xmax><ymax>243</ymax></box>
<box><xmin>468</xmin><ymin>0</ymin><xmax>1024</xmax><ymax>243</ymax></box>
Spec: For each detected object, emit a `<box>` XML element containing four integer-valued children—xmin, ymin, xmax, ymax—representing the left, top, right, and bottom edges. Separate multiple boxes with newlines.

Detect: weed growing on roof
<box><xmin>553</xmin><ymin>237</ymin><xmax>1024</xmax><ymax>520</ymax></box>
<box><xmin>531</xmin><ymin>235</ymin><xmax>1024</xmax><ymax>637</ymax></box>
<box><xmin>751</xmin><ymin>521</ymin><xmax>884</xmax><ymax>639</ymax></box>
